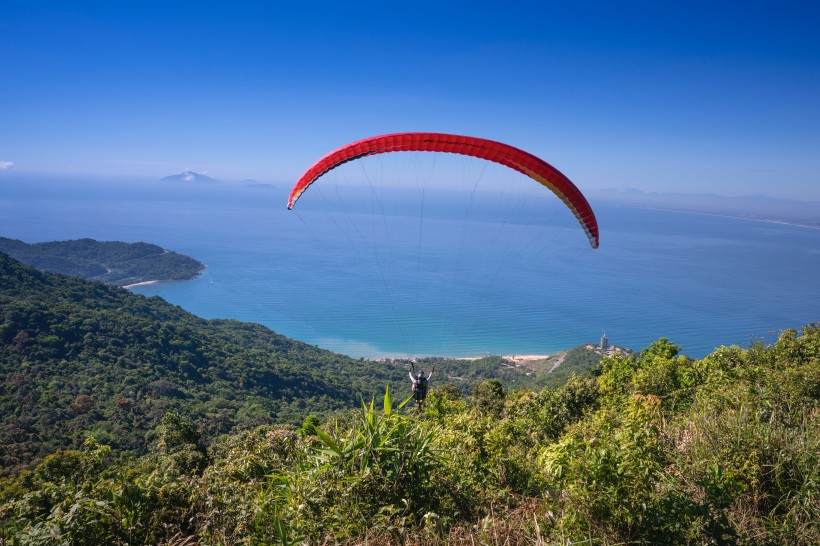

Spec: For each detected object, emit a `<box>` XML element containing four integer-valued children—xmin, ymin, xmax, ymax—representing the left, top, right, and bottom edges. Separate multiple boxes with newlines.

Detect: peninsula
<box><xmin>0</xmin><ymin>237</ymin><xmax>204</xmax><ymax>287</ymax></box>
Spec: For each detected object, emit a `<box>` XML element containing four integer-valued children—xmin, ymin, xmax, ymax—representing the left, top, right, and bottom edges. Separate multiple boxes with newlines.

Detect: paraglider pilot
<box><xmin>409</xmin><ymin>362</ymin><xmax>434</xmax><ymax>408</ymax></box>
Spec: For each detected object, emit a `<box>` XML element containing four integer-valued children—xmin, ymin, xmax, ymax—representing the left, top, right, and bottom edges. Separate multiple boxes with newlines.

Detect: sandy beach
<box><xmin>502</xmin><ymin>354</ymin><xmax>552</xmax><ymax>365</ymax></box>
<box><xmin>121</xmin><ymin>280</ymin><xmax>160</xmax><ymax>289</ymax></box>
<box><xmin>456</xmin><ymin>354</ymin><xmax>551</xmax><ymax>364</ymax></box>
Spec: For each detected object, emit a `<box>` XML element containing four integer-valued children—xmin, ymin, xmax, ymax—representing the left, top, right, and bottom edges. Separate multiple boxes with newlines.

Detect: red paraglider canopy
<box><xmin>287</xmin><ymin>132</ymin><xmax>599</xmax><ymax>248</ymax></box>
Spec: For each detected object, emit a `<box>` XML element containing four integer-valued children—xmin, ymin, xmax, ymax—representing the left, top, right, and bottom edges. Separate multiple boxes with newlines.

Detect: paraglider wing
<box><xmin>287</xmin><ymin>132</ymin><xmax>599</xmax><ymax>248</ymax></box>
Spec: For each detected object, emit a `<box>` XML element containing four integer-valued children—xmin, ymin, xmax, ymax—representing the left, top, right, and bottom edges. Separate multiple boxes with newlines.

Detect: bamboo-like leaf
<box><xmin>384</xmin><ymin>385</ymin><xmax>392</xmax><ymax>416</ymax></box>
<box><xmin>314</xmin><ymin>427</ymin><xmax>341</xmax><ymax>456</ymax></box>
<box><xmin>397</xmin><ymin>395</ymin><xmax>413</xmax><ymax>410</ymax></box>
<box><xmin>313</xmin><ymin>448</ymin><xmax>338</xmax><ymax>463</ymax></box>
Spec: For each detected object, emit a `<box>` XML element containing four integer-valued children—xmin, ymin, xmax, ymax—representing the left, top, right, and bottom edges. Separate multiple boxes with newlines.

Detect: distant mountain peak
<box><xmin>161</xmin><ymin>170</ymin><xmax>219</xmax><ymax>183</ymax></box>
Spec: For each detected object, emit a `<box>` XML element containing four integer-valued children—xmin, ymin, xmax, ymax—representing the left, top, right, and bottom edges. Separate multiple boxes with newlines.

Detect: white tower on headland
<box><xmin>600</xmin><ymin>333</ymin><xmax>609</xmax><ymax>353</ymax></box>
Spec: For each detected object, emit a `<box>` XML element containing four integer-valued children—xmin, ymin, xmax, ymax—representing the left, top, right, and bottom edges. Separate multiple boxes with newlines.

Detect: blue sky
<box><xmin>1</xmin><ymin>1</ymin><xmax>819</xmax><ymax>199</ymax></box>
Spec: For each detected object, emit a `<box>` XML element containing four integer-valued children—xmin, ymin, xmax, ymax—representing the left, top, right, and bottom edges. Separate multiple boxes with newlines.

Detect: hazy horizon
<box><xmin>2</xmin><ymin>2</ymin><xmax>819</xmax><ymax>201</ymax></box>
<box><xmin>2</xmin><ymin>169</ymin><xmax>818</xmax><ymax>224</ymax></box>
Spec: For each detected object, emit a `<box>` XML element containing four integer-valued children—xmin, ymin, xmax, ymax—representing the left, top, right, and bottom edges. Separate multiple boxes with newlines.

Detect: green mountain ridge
<box><xmin>0</xmin><ymin>237</ymin><xmax>205</xmax><ymax>286</ymax></box>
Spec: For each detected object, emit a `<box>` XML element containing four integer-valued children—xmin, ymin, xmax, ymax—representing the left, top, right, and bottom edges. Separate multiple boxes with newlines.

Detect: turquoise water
<box><xmin>1</xmin><ymin>173</ymin><xmax>818</xmax><ymax>358</ymax></box>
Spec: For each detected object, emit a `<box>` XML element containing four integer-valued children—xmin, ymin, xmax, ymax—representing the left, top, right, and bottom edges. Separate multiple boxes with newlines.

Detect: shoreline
<box><xmin>619</xmin><ymin>204</ymin><xmax>820</xmax><ymax>230</ymax></box>
<box><xmin>121</xmin><ymin>267</ymin><xmax>206</xmax><ymax>290</ymax></box>
<box><xmin>121</xmin><ymin>279</ymin><xmax>160</xmax><ymax>289</ymax></box>
<box><xmin>458</xmin><ymin>354</ymin><xmax>552</xmax><ymax>364</ymax></box>
<box><xmin>379</xmin><ymin>353</ymin><xmax>554</xmax><ymax>363</ymax></box>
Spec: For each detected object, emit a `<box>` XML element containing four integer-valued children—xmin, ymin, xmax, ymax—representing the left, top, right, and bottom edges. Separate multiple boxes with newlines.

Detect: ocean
<box><xmin>1</xmin><ymin>171</ymin><xmax>818</xmax><ymax>359</ymax></box>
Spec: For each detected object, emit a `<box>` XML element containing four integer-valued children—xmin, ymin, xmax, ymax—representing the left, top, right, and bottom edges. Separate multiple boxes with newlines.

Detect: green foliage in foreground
<box><xmin>0</xmin><ymin>237</ymin><xmax>205</xmax><ymax>285</ymax></box>
<box><xmin>2</xmin><ymin>324</ymin><xmax>818</xmax><ymax>545</ymax></box>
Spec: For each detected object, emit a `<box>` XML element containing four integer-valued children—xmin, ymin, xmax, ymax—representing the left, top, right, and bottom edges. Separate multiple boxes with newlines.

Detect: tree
<box><xmin>472</xmin><ymin>379</ymin><xmax>506</xmax><ymax>416</ymax></box>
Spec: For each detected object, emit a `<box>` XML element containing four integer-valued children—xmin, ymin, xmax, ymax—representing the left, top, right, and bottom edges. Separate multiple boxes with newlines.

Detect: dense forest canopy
<box><xmin>0</xmin><ymin>237</ymin><xmax>204</xmax><ymax>286</ymax></box>
<box><xmin>0</xmin><ymin>321</ymin><xmax>816</xmax><ymax>544</ymax></box>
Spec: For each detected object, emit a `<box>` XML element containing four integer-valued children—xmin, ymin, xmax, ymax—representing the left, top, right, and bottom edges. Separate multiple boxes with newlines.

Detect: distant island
<box><xmin>0</xmin><ymin>237</ymin><xmax>205</xmax><ymax>287</ymax></box>
<box><xmin>161</xmin><ymin>169</ymin><xmax>220</xmax><ymax>183</ymax></box>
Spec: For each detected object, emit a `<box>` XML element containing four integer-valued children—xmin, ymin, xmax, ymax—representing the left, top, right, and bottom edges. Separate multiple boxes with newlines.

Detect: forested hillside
<box><xmin>0</xmin><ymin>237</ymin><xmax>204</xmax><ymax>286</ymax></box>
<box><xmin>0</xmin><ymin>252</ymin><xmax>405</xmax><ymax>474</ymax></box>
<box><xmin>0</xmin><ymin>252</ymin><xmax>556</xmax><ymax>476</ymax></box>
<box><xmin>1</xmin><ymin>321</ymin><xmax>817</xmax><ymax>544</ymax></box>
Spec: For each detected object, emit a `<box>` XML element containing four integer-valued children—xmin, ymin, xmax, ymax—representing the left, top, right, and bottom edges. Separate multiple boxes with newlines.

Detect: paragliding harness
<box><xmin>413</xmin><ymin>376</ymin><xmax>428</xmax><ymax>402</ymax></box>
<box><xmin>410</xmin><ymin>363</ymin><xmax>434</xmax><ymax>409</ymax></box>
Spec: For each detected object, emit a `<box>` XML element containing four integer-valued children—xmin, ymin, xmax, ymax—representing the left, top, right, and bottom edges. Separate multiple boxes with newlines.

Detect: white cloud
<box><xmin>0</xmin><ymin>161</ymin><xmax>13</xmax><ymax>170</ymax></box>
